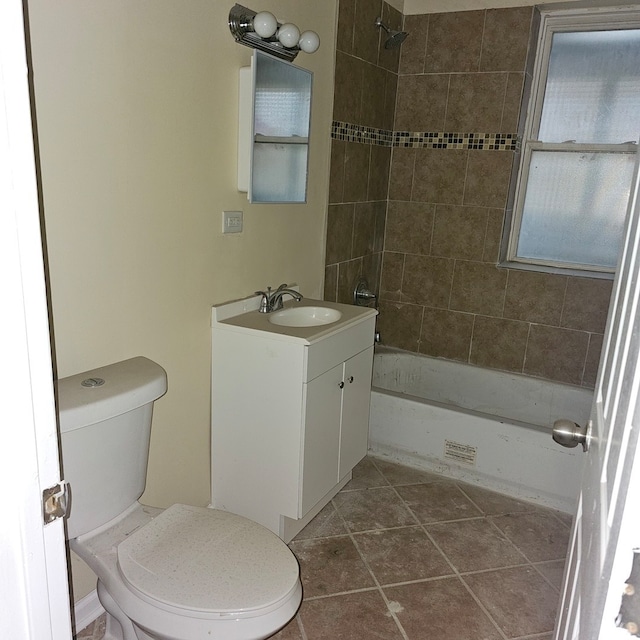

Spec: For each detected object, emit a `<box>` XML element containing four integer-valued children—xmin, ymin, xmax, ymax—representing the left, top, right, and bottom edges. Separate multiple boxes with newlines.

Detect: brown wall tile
<box><xmin>464</xmin><ymin>151</ymin><xmax>514</xmax><ymax>208</ymax></box>
<box><xmin>362</xmin><ymin>251</ymin><xmax>383</xmax><ymax>295</ymax></box>
<box><xmin>329</xmin><ymin>140</ymin><xmax>346</xmax><ymax>204</ymax></box>
<box><xmin>333</xmin><ymin>52</ymin><xmax>364</xmax><ymax>123</ymax></box>
<box><xmin>337</xmin><ymin>258</ymin><xmax>364</xmax><ymax>304</ymax></box>
<box><xmin>420</xmin><ymin>307</ymin><xmax>474</xmax><ymax>361</ymax></box>
<box><xmin>378</xmin><ymin>301</ymin><xmax>423</xmax><ymax>352</ymax></box>
<box><xmin>402</xmin><ymin>254</ymin><xmax>454</xmax><ymax>308</ymax></box>
<box><xmin>480</xmin><ymin>6</ymin><xmax>533</xmax><ymax>72</ymax></box>
<box><xmin>324</xmin><ymin>264</ymin><xmax>338</xmax><ymax>302</ymax></box>
<box><xmin>378</xmin><ymin>2</ymin><xmax>403</xmax><ymax>72</ymax></box>
<box><xmin>326</xmin><ymin>204</ymin><xmax>355</xmax><ymax>265</ymax></box>
<box><xmin>450</xmin><ymin>261</ymin><xmax>507</xmax><ymax>316</ymax></box>
<box><xmin>343</xmin><ymin>142</ymin><xmax>371</xmax><ymax>203</ymax></box>
<box><xmin>583</xmin><ymin>333</ymin><xmax>604</xmax><ymax>388</ymax></box>
<box><xmin>380</xmin><ymin>251</ymin><xmax>405</xmax><ymax>300</ymax></box>
<box><xmin>383</xmin><ymin>71</ymin><xmax>398</xmax><ymax>131</ymax></box>
<box><xmin>368</xmin><ymin>145</ymin><xmax>391</xmax><ymax>202</ymax></box>
<box><xmin>445</xmin><ymin>73</ymin><xmax>508</xmax><ymax>133</ymax></box>
<box><xmin>524</xmin><ymin>325</ymin><xmax>589</xmax><ymax>385</ymax></box>
<box><xmin>413</xmin><ymin>149</ymin><xmax>467</xmax><ymax>205</ymax></box>
<box><xmin>389</xmin><ymin>147</ymin><xmax>415</xmax><ymax>201</ymax></box>
<box><xmin>354</xmin><ymin>0</ymin><xmax>385</xmax><ymax>65</ymax></box>
<box><xmin>483</xmin><ymin>209</ymin><xmax>505</xmax><ymax>263</ymax></box>
<box><xmin>361</xmin><ymin>62</ymin><xmax>390</xmax><ymax>129</ymax></box>
<box><xmin>503</xmin><ymin>270</ymin><xmax>567</xmax><ymax>326</ymax></box>
<box><xmin>337</xmin><ymin>0</ymin><xmax>356</xmax><ymax>55</ymax></box>
<box><xmin>470</xmin><ymin>315</ymin><xmax>529</xmax><ymax>373</ymax></box>
<box><xmin>395</xmin><ymin>74</ymin><xmax>449</xmax><ymax>132</ymax></box>
<box><xmin>501</xmin><ymin>73</ymin><xmax>525</xmax><ymax>132</ymax></box>
<box><xmin>399</xmin><ymin>14</ymin><xmax>429</xmax><ymax>74</ymax></box>
<box><xmin>354</xmin><ymin>202</ymin><xmax>386</xmax><ymax>258</ymax></box>
<box><xmin>385</xmin><ymin>201</ymin><xmax>434</xmax><ymax>255</ymax></box>
<box><xmin>425</xmin><ymin>11</ymin><xmax>484</xmax><ymax>73</ymax></box>
<box><xmin>562</xmin><ymin>278</ymin><xmax>613</xmax><ymax>333</ymax></box>
<box><xmin>431</xmin><ymin>204</ymin><xmax>488</xmax><ymax>261</ymax></box>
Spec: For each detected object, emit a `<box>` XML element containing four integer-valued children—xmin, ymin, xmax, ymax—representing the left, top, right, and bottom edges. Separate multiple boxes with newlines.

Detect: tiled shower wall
<box><xmin>325</xmin><ymin>3</ymin><xmax>613</xmax><ymax>388</ymax></box>
<box><xmin>323</xmin><ymin>0</ymin><xmax>401</xmax><ymax>304</ymax></box>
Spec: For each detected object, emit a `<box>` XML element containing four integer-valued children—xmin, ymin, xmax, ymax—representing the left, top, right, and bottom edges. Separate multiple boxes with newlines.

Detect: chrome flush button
<box><xmin>81</xmin><ymin>377</ymin><xmax>105</xmax><ymax>388</ymax></box>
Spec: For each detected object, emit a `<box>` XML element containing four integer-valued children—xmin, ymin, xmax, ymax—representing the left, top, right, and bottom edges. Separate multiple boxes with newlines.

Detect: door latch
<box><xmin>552</xmin><ymin>419</ymin><xmax>591</xmax><ymax>452</ymax></box>
<box><xmin>42</xmin><ymin>481</ymin><xmax>70</xmax><ymax>525</ymax></box>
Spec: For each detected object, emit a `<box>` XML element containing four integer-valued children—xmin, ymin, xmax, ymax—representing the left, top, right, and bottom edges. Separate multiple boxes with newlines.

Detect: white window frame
<box><xmin>504</xmin><ymin>6</ymin><xmax>640</xmax><ymax>278</ymax></box>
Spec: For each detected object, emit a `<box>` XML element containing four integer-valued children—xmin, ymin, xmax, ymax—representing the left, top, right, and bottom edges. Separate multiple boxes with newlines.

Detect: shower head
<box><xmin>375</xmin><ymin>17</ymin><xmax>409</xmax><ymax>49</ymax></box>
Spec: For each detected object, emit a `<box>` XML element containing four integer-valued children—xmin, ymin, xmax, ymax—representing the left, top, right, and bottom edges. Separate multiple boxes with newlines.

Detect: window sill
<box><xmin>497</xmin><ymin>259</ymin><xmax>615</xmax><ymax>281</ymax></box>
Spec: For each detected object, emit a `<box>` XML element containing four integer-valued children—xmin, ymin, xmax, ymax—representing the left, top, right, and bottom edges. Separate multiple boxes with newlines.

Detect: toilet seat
<box><xmin>116</xmin><ymin>504</ymin><xmax>300</xmax><ymax>619</ymax></box>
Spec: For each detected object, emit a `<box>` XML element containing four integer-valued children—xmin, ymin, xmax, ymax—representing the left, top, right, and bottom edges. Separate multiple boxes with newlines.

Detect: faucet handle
<box><xmin>274</xmin><ymin>283</ymin><xmax>289</xmax><ymax>292</ymax></box>
<box><xmin>255</xmin><ymin>287</ymin><xmax>271</xmax><ymax>313</ymax></box>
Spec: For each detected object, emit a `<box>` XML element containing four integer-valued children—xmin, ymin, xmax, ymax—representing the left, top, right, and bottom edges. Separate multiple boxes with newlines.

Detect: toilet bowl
<box><xmin>58</xmin><ymin>357</ymin><xmax>302</xmax><ymax>640</ymax></box>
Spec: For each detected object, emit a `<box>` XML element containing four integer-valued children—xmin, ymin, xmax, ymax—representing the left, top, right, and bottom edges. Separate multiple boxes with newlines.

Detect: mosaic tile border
<box><xmin>331</xmin><ymin>121</ymin><xmax>520</xmax><ymax>151</ymax></box>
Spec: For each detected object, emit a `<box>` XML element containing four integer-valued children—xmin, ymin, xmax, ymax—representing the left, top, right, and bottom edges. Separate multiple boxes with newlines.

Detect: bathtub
<box><xmin>368</xmin><ymin>348</ymin><xmax>593</xmax><ymax>513</ymax></box>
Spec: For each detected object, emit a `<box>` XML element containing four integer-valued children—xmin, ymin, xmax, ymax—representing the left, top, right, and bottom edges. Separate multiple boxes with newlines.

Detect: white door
<box><xmin>0</xmin><ymin>0</ymin><xmax>72</xmax><ymax>638</ymax></box>
<box><xmin>554</xmin><ymin>148</ymin><xmax>640</xmax><ymax>639</ymax></box>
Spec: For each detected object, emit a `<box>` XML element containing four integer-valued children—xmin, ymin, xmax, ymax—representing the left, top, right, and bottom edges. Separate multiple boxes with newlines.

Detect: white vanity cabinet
<box><xmin>211</xmin><ymin>297</ymin><xmax>377</xmax><ymax>542</ymax></box>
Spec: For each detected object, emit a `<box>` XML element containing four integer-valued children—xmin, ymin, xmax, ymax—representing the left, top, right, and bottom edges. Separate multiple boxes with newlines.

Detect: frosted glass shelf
<box><xmin>254</xmin><ymin>135</ymin><xmax>309</xmax><ymax>144</ymax></box>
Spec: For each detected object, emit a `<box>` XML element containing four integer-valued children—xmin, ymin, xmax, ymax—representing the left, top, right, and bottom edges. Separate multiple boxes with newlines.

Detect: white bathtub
<box><xmin>368</xmin><ymin>348</ymin><xmax>593</xmax><ymax>513</ymax></box>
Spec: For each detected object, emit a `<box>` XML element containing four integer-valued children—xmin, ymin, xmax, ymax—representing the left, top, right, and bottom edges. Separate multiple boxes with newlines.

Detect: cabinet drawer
<box><xmin>305</xmin><ymin>317</ymin><xmax>376</xmax><ymax>382</ymax></box>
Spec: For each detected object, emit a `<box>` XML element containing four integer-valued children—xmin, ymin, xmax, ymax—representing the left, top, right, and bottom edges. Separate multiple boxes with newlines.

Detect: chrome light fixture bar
<box><xmin>228</xmin><ymin>3</ymin><xmax>320</xmax><ymax>62</ymax></box>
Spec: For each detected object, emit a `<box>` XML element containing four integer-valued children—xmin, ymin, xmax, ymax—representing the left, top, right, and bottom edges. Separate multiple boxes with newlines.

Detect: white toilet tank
<box><xmin>57</xmin><ymin>357</ymin><xmax>167</xmax><ymax>539</ymax></box>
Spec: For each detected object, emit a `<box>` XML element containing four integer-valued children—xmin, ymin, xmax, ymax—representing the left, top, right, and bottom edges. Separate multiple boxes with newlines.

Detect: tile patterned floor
<box><xmin>76</xmin><ymin>456</ymin><xmax>572</xmax><ymax>640</ymax></box>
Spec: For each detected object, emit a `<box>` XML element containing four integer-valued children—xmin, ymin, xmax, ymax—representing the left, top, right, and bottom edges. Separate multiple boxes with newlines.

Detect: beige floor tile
<box><xmin>396</xmin><ymin>481</ymin><xmax>483</xmax><ymax>523</ymax></box>
<box><xmin>457</xmin><ymin>483</ymin><xmax>541</xmax><ymax>516</ymax></box>
<box><xmin>299</xmin><ymin>591</ymin><xmax>405</xmax><ymax>640</ymax></box>
<box><xmin>491</xmin><ymin>511</ymin><xmax>571</xmax><ymax>562</ymax></box>
<box><xmin>464</xmin><ymin>565</ymin><xmax>559</xmax><ymax>637</ymax></box>
<box><xmin>384</xmin><ymin>577</ymin><xmax>503</xmax><ymax>640</ymax></box>
<box><xmin>289</xmin><ymin>536</ymin><xmax>375</xmax><ymax>598</ymax></box>
<box><xmin>332</xmin><ymin>486</ymin><xmax>417</xmax><ymax>532</ymax></box>
<box><xmin>354</xmin><ymin>526</ymin><xmax>453</xmax><ymax>585</ymax></box>
<box><xmin>342</xmin><ymin>457</ymin><xmax>389</xmax><ymax>490</ymax></box>
<box><xmin>293</xmin><ymin>502</ymin><xmax>348</xmax><ymax>540</ymax></box>
<box><xmin>426</xmin><ymin>518</ymin><xmax>526</xmax><ymax>572</ymax></box>
<box><xmin>534</xmin><ymin>559</ymin><xmax>566</xmax><ymax>590</ymax></box>
<box><xmin>268</xmin><ymin>615</ymin><xmax>304</xmax><ymax>639</ymax></box>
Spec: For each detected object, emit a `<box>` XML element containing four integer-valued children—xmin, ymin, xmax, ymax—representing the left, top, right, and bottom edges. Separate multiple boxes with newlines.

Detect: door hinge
<box><xmin>42</xmin><ymin>481</ymin><xmax>70</xmax><ymax>525</ymax></box>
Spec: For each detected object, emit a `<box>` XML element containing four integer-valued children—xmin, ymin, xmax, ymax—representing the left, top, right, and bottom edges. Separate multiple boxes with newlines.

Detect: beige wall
<box><xmin>27</xmin><ymin>0</ymin><xmax>337</xmax><ymax>601</ymax></box>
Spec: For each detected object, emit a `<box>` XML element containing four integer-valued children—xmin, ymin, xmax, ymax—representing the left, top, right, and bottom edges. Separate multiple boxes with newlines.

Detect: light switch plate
<box><xmin>222</xmin><ymin>210</ymin><xmax>243</xmax><ymax>234</ymax></box>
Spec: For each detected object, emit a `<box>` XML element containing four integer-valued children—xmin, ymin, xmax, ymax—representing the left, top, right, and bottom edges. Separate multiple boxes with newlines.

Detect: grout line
<box><xmin>458</xmin><ymin>573</ymin><xmax>511</xmax><ymax>640</ymax></box>
<box><xmin>295</xmin><ymin>613</ymin><xmax>309</xmax><ymax>640</ymax></box>
<box><xmin>330</xmin><ymin>490</ymin><xmax>411</xmax><ymax>640</ymax></box>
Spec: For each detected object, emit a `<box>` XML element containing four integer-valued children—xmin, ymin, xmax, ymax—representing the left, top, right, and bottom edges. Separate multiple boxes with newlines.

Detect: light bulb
<box><xmin>277</xmin><ymin>23</ymin><xmax>301</xmax><ymax>48</ymax></box>
<box><xmin>253</xmin><ymin>11</ymin><xmax>277</xmax><ymax>38</ymax></box>
<box><xmin>299</xmin><ymin>30</ymin><xmax>320</xmax><ymax>54</ymax></box>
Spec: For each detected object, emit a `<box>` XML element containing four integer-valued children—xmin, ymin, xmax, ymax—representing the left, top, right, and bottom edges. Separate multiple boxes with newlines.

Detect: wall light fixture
<box><xmin>228</xmin><ymin>3</ymin><xmax>320</xmax><ymax>61</ymax></box>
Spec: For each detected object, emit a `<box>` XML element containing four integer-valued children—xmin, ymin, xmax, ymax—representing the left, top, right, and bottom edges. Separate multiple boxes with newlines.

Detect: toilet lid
<box><xmin>116</xmin><ymin>504</ymin><xmax>299</xmax><ymax>615</ymax></box>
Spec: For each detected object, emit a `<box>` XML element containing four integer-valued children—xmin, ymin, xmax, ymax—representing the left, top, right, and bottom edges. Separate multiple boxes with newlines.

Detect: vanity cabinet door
<box><xmin>339</xmin><ymin>346</ymin><xmax>374</xmax><ymax>480</ymax></box>
<box><xmin>300</xmin><ymin>362</ymin><xmax>342</xmax><ymax>516</ymax></box>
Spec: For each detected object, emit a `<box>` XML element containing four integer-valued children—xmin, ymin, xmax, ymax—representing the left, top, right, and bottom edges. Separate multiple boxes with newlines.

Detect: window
<box><xmin>505</xmin><ymin>8</ymin><xmax>640</xmax><ymax>276</ymax></box>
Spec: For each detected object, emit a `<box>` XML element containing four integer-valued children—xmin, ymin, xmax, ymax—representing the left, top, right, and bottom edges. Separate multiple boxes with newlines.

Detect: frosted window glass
<box><xmin>254</xmin><ymin>53</ymin><xmax>311</xmax><ymax>138</ymax></box>
<box><xmin>252</xmin><ymin>143</ymin><xmax>308</xmax><ymax>203</ymax></box>
<box><xmin>517</xmin><ymin>151</ymin><xmax>633</xmax><ymax>267</ymax></box>
<box><xmin>539</xmin><ymin>30</ymin><xmax>640</xmax><ymax>143</ymax></box>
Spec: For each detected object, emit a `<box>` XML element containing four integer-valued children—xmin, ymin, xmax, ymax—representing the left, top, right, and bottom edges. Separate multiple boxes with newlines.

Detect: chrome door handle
<box><xmin>552</xmin><ymin>419</ymin><xmax>591</xmax><ymax>452</ymax></box>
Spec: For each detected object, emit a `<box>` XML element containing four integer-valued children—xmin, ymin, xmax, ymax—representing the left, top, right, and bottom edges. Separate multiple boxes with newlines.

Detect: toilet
<box><xmin>57</xmin><ymin>356</ymin><xmax>302</xmax><ymax>640</ymax></box>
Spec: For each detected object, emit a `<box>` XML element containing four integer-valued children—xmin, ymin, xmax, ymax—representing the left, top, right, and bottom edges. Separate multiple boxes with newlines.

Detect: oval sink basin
<box><xmin>269</xmin><ymin>306</ymin><xmax>343</xmax><ymax>327</ymax></box>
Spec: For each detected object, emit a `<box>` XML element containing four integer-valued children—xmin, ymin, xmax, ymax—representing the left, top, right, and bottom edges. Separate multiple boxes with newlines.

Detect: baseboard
<box><xmin>73</xmin><ymin>590</ymin><xmax>105</xmax><ymax>634</ymax></box>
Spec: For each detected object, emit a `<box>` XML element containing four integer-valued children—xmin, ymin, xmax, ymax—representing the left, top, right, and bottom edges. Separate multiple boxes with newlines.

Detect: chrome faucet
<box><xmin>255</xmin><ymin>284</ymin><xmax>303</xmax><ymax>313</ymax></box>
